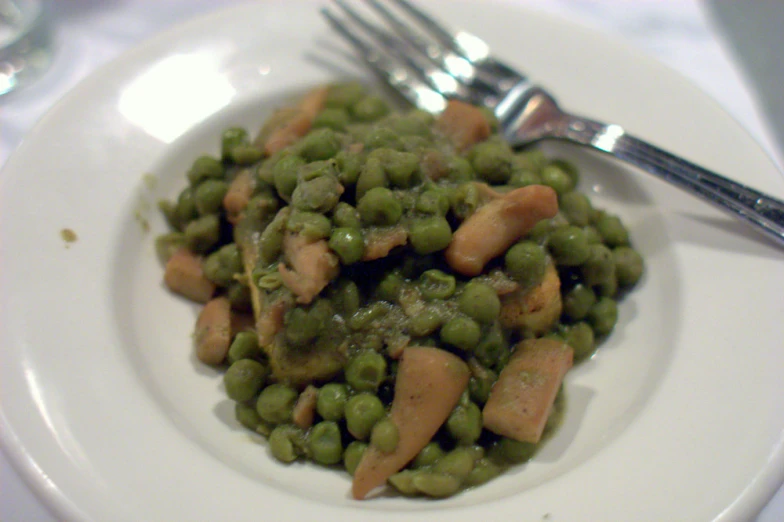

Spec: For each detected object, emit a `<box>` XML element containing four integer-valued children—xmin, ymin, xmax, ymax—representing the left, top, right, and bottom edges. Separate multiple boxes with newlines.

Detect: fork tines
<box><xmin>321</xmin><ymin>0</ymin><xmax>524</xmax><ymax>112</ymax></box>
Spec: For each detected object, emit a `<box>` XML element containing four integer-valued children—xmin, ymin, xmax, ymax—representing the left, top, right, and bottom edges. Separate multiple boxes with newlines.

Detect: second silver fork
<box><xmin>322</xmin><ymin>0</ymin><xmax>784</xmax><ymax>248</ymax></box>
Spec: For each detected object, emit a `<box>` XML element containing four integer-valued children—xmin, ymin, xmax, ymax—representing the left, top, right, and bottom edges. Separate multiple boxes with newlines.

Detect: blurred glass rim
<box><xmin>1</xmin><ymin>0</ymin><xmax>47</xmax><ymax>35</ymax></box>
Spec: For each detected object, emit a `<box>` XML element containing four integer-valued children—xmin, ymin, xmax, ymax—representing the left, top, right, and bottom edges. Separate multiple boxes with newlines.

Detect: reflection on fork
<box><xmin>321</xmin><ymin>0</ymin><xmax>784</xmax><ymax>248</ymax></box>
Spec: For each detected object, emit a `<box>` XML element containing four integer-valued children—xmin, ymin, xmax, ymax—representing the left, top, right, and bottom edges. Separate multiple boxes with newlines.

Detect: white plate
<box><xmin>2</xmin><ymin>1</ymin><xmax>783</xmax><ymax>521</ymax></box>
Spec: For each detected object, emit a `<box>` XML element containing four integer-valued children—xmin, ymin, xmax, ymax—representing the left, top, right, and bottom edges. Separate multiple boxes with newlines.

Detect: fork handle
<box><xmin>555</xmin><ymin>115</ymin><xmax>784</xmax><ymax>247</ymax></box>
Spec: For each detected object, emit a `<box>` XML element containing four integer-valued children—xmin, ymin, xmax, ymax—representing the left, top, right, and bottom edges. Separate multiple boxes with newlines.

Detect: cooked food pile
<box><xmin>156</xmin><ymin>82</ymin><xmax>643</xmax><ymax>499</ymax></box>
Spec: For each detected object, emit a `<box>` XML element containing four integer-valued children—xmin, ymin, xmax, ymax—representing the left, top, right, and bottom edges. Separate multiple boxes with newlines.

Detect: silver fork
<box><xmin>321</xmin><ymin>0</ymin><xmax>784</xmax><ymax>248</ymax></box>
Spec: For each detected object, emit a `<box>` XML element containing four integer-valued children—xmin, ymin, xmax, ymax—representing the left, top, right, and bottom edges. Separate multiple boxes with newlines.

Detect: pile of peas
<box><xmin>157</xmin><ymin>82</ymin><xmax>644</xmax><ymax>498</ymax></box>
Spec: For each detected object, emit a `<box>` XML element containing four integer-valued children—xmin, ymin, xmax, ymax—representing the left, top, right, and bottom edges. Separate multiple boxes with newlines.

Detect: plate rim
<box><xmin>1</xmin><ymin>1</ymin><xmax>783</xmax><ymax>521</ymax></box>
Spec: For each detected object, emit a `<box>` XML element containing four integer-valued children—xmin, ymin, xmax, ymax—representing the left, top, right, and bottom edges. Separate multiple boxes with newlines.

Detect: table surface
<box><xmin>2</xmin><ymin>1</ymin><xmax>783</xmax><ymax>520</ymax></box>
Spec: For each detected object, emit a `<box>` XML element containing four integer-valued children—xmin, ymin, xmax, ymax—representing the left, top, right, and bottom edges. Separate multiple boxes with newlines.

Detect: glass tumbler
<box><xmin>0</xmin><ymin>0</ymin><xmax>50</xmax><ymax>96</ymax></box>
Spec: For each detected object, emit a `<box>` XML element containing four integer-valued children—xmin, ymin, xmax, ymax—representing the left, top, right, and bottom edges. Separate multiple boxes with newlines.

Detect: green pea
<box><xmin>285</xmin><ymin>302</ymin><xmax>328</xmax><ymax>346</ymax></box>
<box><xmin>192</xmin><ymin>179</ymin><xmax>229</xmax><ymax>216</ymax></box>
<box><xmin>548</xmin><ymin>225</ymin><xmax>591</xmax><ymax>266</ymax></box>
<box><xmin>291</xmin><ymin>174</ymin><xmax>342</xmax><ymax>213</ymax></box>
<box><xmin>329</xmin><ymin>228</ymin><xmax>365</xmax><ymax>264</ymax></box>
<box><xmin>203</xmin><ymin>243</ymin><xmax>242</xmax><ymax>287</ymax></box>
<box><xmin>357</xmin><ymin>187</ymin><xmax>402</xmax><ymax>226</ymax></box>
<box><xmin>541</xmin><ymin>164</ymin><xmax>575</xmax><ymax>195</ymax></box>
<box><xmin>244</xmin><ymin>191</ymin><xmax>280</xmax><ymax>225</ymax></box>
<box><xmin>224</xmin><ymin>359</ymin><xmax>268</xmax><ymax>403</ymax></box>
<box><xmin>268</xmin><ymin>424</ymin><xmax>303</xmax><ymax>463</ymax></box>
<box><xmin>154</xmin><ymin>232</ymin><xmax>186</xmax><ymax>264</ymax></box>
<box><xmin>388</xmin><ymin>470</ymin><xmax>419</xmax><ymax>495</ymax></box>
<box><xmin>235</xmin><ymin>402</ymin><xmax>264</xmax><ymax>432</ymax></box>
<box><xmin>408</xmin><ymin>304</ymin><xmax>447</xmax><ymax>337</ymax></box>
<box><xmin>564</xmin><ymin>321</ymin><xmax>596</xmax><ymax>361</ymax></box>
<box><xmin>474</xmin><ymin>324</ymin><xmax>508</xmax><ymax>370</ymax></box>
<box><xmin>175</xmin><ymin>188</ymin><xmax>198</xmax><ymax>226</ymax></box>
<box><xmin>562</xmin><ymin>283</ymin><xmax>597</xmax><ymax>321</ymax></box>
<box><xmin>221</xmin><ymin>127</ymin><xmax>249</xmax><ymax>161</ymax></box>
<box><xmin>613</xmin><ymin>246</ymin><xmax>644</xmax><ymax>286</ymax></box>
<box><xmin>446</xmin><ymin>156</ymin><xmax>474</xmax><ymax>182</ymax></box>
<box><xmin>227</xmin><ymin>331</ymin><xmax>261</xmax><ymax>364</ymax></box>
<box><xmin>400</xmin><ymin>135</ymin><xmax>430</xmax><ymax>152</ymax></box>
<box><xmin>355</xmin><ymin>156</ymin><xmax>387</xmax><ymax>200</ymax></box>
<box><xmin>308</xmin><ymin>421</ymin><xmax>343</xmax><ymax>465</ymax></box>
<box><xmin>375</xmin><ymin>270</ymin><xmax>404</xmax><ymax>302</ymax></box>
<box><xmin>418</xmin><ymin>270</ymin><xmax>456</xmax><ymax>300</ymax></box>
<box><xmin>335</xmin><ymin>150</ymin><xmax>363</xmax><ymax>185</ymax></box>
<box><xmin>364</xmin><ymin>128</ymin><xmax>403</xmax><ymax>151</ymax></box>
<box><xmin>468</xmin><ymin>369</ymin><xmax>497</xmax><ymax>406</ymax></box>
<box><xmin>256</xmin><ymin>384</ymin><xmax>298</xmax><ymax>425</ymax></box>
<box><xmin>343</xmin><ymin>441</ymin><xmax>368</xmax><ymax>476</ymax></box>
<box><xmin>464</xmin><ymin>458</ymin><xmax>502</xmax><ymax>487</ymax></box>
<box><xmin>440</xmin><ymin>316</ymin><xmax>482</xmax><ymax>352</ymax></box>
<box><xmin>491</xmin><ymin>437</ymin><xmax>537</xmax><ymax>464</ymax></box>
<box><xmin>370</xmin><ymin>417</ymin><xmax>399</xmax><ymax>453</ymax></box>
<box><xmin>370</xmin><ymin>149</ymin><xmax>419</xmax><ymax>187</ymax></box>
<box><xmin>329</xmin><ymin>279</ymin><xmax>361</xmax><ymax>316</ymax></box>
<box><xmin>229</xmin><ymin>145</ymin><xmax>263</xmax><ymax>165</ymax></box>
<box><xmin>596</xmin><ymin>273</ymin><xmax>619</xmax><ymax>298</ymax></box>
<box><xmin>326</xmin><ymin>81</ymin><xmax>367</xmax><ymax>109</ymax></box>
<box><xmin>513</xmin><ymin>148</ymin><xmax>547</xmax><ymax>173</ymax></box>
<box><xmin>297</xmin><ymin>158</ymin><xmax>337</xmax><ymax>181</ymax></box>
<box><xmin>345</xmin><ymin>393</ymin><xmax>385</xmax><ymax>440</ymax></box>
<box><xmin>259</xmin><ymin>211</ymin><xmax>288</xmax><ymax>265</ymax></box>
<box><xmin>595</xmin><ymin>213</ymin><xmax>630</xmax><ymax>246</ymax></box>
<box><xmin>581</xmin><ymin>243</ymin><xmax>615</xmax><ymax>287</ymax></box>
<box><xmin>347</xmin><ymin>302</ymin><xmax>392</xmax><ymax>330</ymax></box>
<box><xmin>184</xmin><ymin>214</ymin><xmax>220</xmax><ymax>254</ymax></box>
<box><xmin>313</xmin><ymin>107</ymin><xmax>350</xmax><ymax>131</ymax></box>
<box><xmin>582</xmin><ymin>225</ymin><xmax>603</xmax><ymax>245</ymax></box>
<box><xmin>287</xmin><ymin>209</ymin><xmax>332</xmax><ymax>240</ymax></box>
<box><xmin>449</xmin><ymin>182</ymin><xmax>480</xmax><ymax>219</ymax></box>
<box><xmin>331</xmin><ymin>202</ymin><xmax>362</xmax><ymax>229</ymax></box>
<box><xmin>300</xmin><ymin>128</ymin><xmax>341</xmax><ymax>162</ymax></box>
<box><xmin>446</xmin><ymin>402</ymin><xmax>482</xmax><ymax>445</ymax></box>
<box><xmin>416</xmin><ymin>189</ymin><xmax>450</xmax><ymax>216</ymax></box>
<box><xmin>408</xmin><ymin>216</ymin><xmax>452</xmax><ymax>255</ymax></box>
<box><xmin>387</xmin><ymin>113</ymin><xmax>430</xmax><ymax>137</ymax></box>
<box><xmin>256</xmin><ymin>270</ymin><xmax>283</xmax><ymax>291</ymax></box>
<box><xmin>227</xmin><ymin>282</ymin><xmax>252</xmax><ymax>312</ymax></box>
<box><xmin>560</xmin><ymin>191</ymin><xmax>593</xmax><ymax>226</ymax></box>
<box><xmin>509</xmin><ymin>169</ymin><xmax>542</xmax><ymax>188</ymax></box>
<box><xmin>345</xmin><ymin>350</ymin><xmax>387</xmax><ymax>392</ymax></box>
<box><xmin>350</xmin><ymin>95</ymin><xmax>390</xmax><ymax>122</ymax></box>
<box><xmin>412</xmin><ymin>443</ymin><xmax>445</xmax><ymax>469</ymax></box>
<box><xmin>187</xmin><ymin>155</ymin><xmax>225</xmax><ymax>185</ymax></box>
<box><xmin>458</xmin><ymin>282</ymin><xmax>501</xmax><ymax>324</ymax></box>
<box><xmin>471</xmin><ymin>141</ymin><xmax>513</xmax><ymax>183</ymax></box>
<box><xmin>412</xmin><ymin>472</ymin><xmax>461</xmax><ymax>498</ymax></box>
<box><xmin>434</xmin><ymin>447</ymin><xmax>476</xmax><ymax>481</ymax></box>
<box><xmin>316</xmin><ymin>383</ymin><xmax>349</xmax><ymax>421</ymax></box>
<box><xmin>588</xmin><ymin>296</ymin><xmax>618</xmax><ymax>336</ymax></box>
<box><xmin>504</xmin><ymin>241</ymin><xmax>547</xmax><ymax>289</ymax></box>
<box><xmin>550</xmin><ymin>159</ymin><xmax>580</xmax><ymax>186</ymax></box>
<box><xmin>273</xmin><ymin>155</ymin><xmax>305</xmax><ymax>201</ymax></box>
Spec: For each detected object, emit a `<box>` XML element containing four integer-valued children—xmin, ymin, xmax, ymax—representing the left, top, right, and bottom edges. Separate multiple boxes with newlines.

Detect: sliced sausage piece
<box><xmin>194</xmin><ymin>297</ymin><xmax>232</xmax><ymax>365</ymax></box>
<box><xmin>445</xmin><ymin>185</ymin><xmax>558</xmax><ymax>276</ymax></box>
<box><xmin>352</xmin><ymin>347</ymin><xmax>470</xmax><ymax>500</ymax></box>
<box><xmin>278</xmin><ymin>232</ymin><xmax>340</xmax><ymax>304</ymax></box>
<box><xmin>263</xmin><ymin>87</ymin><xmax>329</xmax><ymax>155</ymax></box>
<box><xmin>362</xmin><ymin>226</ymin><xmax>408</xmax><ymax>261</ymax></box>
<box><xmin>223</xmin><ymin>169</ymin><xmax>254</xmax><ymax>224</ymax></box>
<box><xmin>435</xmin><ymin>99</ymin><xmax>491</xmax><ymax>151</ymax></box>
<box><xmin>164</xmin><ymin>248</ymin><xmax>215</xmax><ymax>303</ymax></box>
<box><xmin>482</xmin><ymin>338</ymin><xmax>573</xmax><ymax>444</ymax></box>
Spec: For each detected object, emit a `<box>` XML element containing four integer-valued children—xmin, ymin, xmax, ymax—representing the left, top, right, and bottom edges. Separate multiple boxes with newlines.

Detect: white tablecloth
<box><xmin>2</xmin><ymin>1</ymin><xmax>783</xmax><ymax>520</ymax></box>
